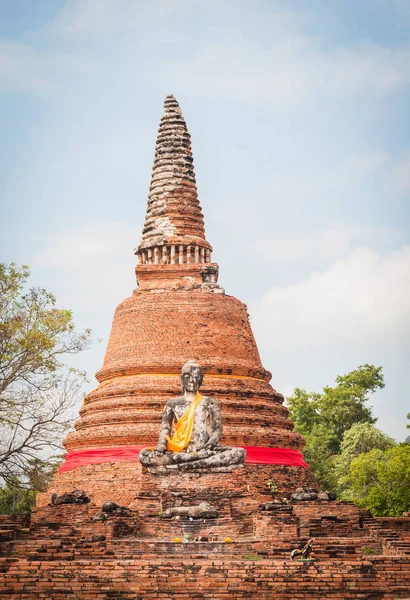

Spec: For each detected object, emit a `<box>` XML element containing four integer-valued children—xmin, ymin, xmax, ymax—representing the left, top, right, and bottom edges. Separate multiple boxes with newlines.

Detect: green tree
<box><xmin>318</xmin><ymin>365</ymin><xmax>382</xmax><ymax>442</ymax></box>
<box><xmin>301</xmin><ymin>424</ymin><xmax>339</xmax><ymax>490</ymax></box>
<box><xmin>0</xmin><ymin>263</ymin><xmax>91</xmax><ymax>486</ymax></box>
<box><xmin>349</xmin><ymin>445</ymin><xmax>410</xmax><ymax>516</ymax></box>
<box><xmin>333</xmin><ymin>423</ymin><xmax>396</xmax><ymax>499</ymax></box>
<box><xmin>0</xmin><ymin>478</ymin><xmax>35</xmax><ymax>514</ymax></box>
<box><xmin>286</xmin><ymin>388</ymin><xmax>320</xmax><ymax>437</ymax></box>
<box><xmin>288</xmin><ymin>365</ymin><xmax>383</xmax><ymax>450</ymax></box>
<box><xmin>287</xmin><ymin>364</ymin><xmax>384</xmax><ymax>488</ymax></box>
<box><xmin>0</xmin><ymin>456</ymin><xmax>62</xmax><ymax>514</ymax></box>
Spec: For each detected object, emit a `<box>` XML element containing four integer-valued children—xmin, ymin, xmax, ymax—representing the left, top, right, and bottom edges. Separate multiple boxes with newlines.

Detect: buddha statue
<box><xmin>139</xmin><ymin>360</ymin><xmax>246</xmax><ymax>474</ymax></box>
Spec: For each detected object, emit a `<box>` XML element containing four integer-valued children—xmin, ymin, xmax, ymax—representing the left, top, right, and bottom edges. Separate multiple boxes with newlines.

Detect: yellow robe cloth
<box><xmin>165</xmin><ymin>393</ymin><xmax>203</xmax><ymax>453</ymax></box>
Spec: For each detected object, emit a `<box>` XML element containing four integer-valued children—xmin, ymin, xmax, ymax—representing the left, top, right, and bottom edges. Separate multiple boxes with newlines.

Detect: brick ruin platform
<box><xmin>1</xmin><ymin>500</ymin><xmax>410</xmax><ymax>599</ymax></box>
<box><xmin>2</xmin><ymin>95</ymin><xmax>409</xmax><ymax>598</ymax></box>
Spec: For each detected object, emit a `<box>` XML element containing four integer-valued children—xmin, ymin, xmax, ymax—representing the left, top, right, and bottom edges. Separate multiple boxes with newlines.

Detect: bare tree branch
<box><xmin>0</xmin><ymin>263</ymin><xmax>92</xmax><ymax>484</ymax></box>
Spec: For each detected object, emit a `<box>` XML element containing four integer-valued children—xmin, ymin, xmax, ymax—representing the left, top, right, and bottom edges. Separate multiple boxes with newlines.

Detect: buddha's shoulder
<box><xmin>200</xmin><ymin>396</ymin><xmax>220</xmax><ymax>407</ymax></box>
<box><xmin>165</xmin><ymin>396</ymin><xmax>186</xmax><ymax>407</ymax></box>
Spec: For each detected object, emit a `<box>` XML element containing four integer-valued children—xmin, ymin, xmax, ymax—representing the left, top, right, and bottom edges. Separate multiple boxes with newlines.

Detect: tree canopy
<box><xmin>287</xmin><ymin>364</ymin><xmax>384</xmax><ymax>489</ymax></box>
<box><xmin>287</xmin><ymin>365</ymin><xmax>410</xmax><ymax>515</ymax></box>
<box><xmin>287</xmin><ymin>364</ymin><xmax>383</xmax><ymax>450</ymax></box>
<box><xmin>349</xmin><ymin>445</ymin><xmax>410</xmax><ymax>517</ymax></box>
<box><xmin>332</xmin><ymin>423</ymin><xmax>396</xmax><ymax>499</ymax></box>
<box><xmin>0</xmin><ymin>263</ymin><xmax>91</xmax><ymax>489</ymax></box>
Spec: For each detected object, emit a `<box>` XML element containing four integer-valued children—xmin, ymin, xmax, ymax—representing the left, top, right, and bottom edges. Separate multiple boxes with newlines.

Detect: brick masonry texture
<box><xmin>61</xmin><ymin>290</ymin><xmax>303</xmax><ymax>459</ymax></box>
<box><xmin>136</xmin><ymin>94</ymin><xmax>211</xmax><ymax>254</ymax></box>
<box><xmin>38</xmin><ymin>463</ymin><xmax>319</xmax><ymax>509</ymax></box>
<box><xmin>1</xmin><ymin>502</ymin><xmax>410</xmax><ymax>599</ymax></box>
<box><xmin>3</xmin><ymin>95</ymin><xmax>409</xmax><ymax>597</ymax></box>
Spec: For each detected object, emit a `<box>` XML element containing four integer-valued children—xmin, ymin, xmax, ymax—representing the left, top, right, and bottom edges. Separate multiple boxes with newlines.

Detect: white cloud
<box><xmin>3</xmin><ymin>1</ymin><xmax>409</xmax><ymax>107</ymax></box>
<box><xmin>31</xmin><ymin>221</ymin><xmax>138</xmax><ymax>314</ymax></box>
<box><xmin>324</xmin><ymin>45</ymin><xmax>406</xmax><ymax>95</ymax></box>
<box><xmin>250</xmin><ymin>246</ymin><xmax>410</xmax><ymax>348</ymax></box>
<box><xmin>0</xmin><ymin>40</ymin><xmax>56</xmax><ymax>95</ymax></box>
<box><xmin>164</xmin><ymin>33</ymin><xmax>410</xmax><ymax>109</ymax></box>
<box><xmin>321</xmin><ymin>152</ymin><xmax>389</xmax><ymax>190</ymax></box>
<box><xmin>250</xmin><ymin>148</ymin><xmax>407</xmax><ymax>269</ymax></box>
<box><xmin>253</xmin><ymin>222</ymin><xmax>401</xmax><ymax>266</ymax></box>
<box><xmin>53</xmin><ymin>0</ymin><xmax>126</xmax><ymax>35</ymax></box>
<box><xmin>392</xmin><ymin>150</ymin><xmax>410</xmax><ymax>195</ymax></box>
<box><xmin>33</xmin><ymin>221</ymin><xmax>138</xmax><ymax>268</ymax></box>
<box><xmin>50</xmin><ymin>0</ymin><xmax>303</xmax><ymax>39</ymax></box>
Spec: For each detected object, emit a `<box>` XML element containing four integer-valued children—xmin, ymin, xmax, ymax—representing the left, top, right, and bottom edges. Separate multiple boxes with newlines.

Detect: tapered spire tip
<box><xmin>135</xmin><ymin>95</ymin><xmax>212</xmax><ymax>263</ymax></box>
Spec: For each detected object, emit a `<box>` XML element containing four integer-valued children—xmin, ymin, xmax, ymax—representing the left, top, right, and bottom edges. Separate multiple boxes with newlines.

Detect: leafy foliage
<box><xmin>349</xmin><ymin>445</ymin><xmax>410</xmax><ymax>516</ymax></box>
<box><xmin>287</xmin><ymin>365</ymin><xmax>385</xmax><ymax>490</ymax></box>
<box><xmin>0</xmin><ymin>479</ymin><xmax>35</xmax><ymax>514</ymax></box>
<box><xmin>318</xmin><ymin>364</ymin><xmax>382</xmax><ymax>442</ymax></box>
<box><xmin>300</xmin><ymin>424</ymin><xmax>339</xmax><ymax>490</ymax></box>
<box><xmin>0</xmin><ymin>457</ymin><xmax>62</xmax><ymax>514</ymax></box>
<box><xmin>338</xmin><ymin>422</ymin><xmax>396</xmax><ymax>458</ymax></box>
<box><xmin>0</xmin><ymin>263</ymin><xmax>91</xmax><ymax>485</ymax></box>
<box><xmin>288</xmin><ymin>364</ymin><xmax>383</xmax><ymax>451</ymax></box>
<box><xmin>287</xmin><ymin>365</ymin><xmax>410</xmax><ymax>515</ymax></box>
<box><xmin>333</xmin><ymin>423</ymin><xmax>396</xmax><ymax>499</ymax></box>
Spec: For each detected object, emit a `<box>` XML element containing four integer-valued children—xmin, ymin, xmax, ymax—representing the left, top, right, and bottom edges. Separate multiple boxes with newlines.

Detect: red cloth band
<box><xmin>244</xmin><ymin>446</ymin><xmax>308</xmax><ymax>467</ymax></box>
<box><xmin>58</xmin><ymin>446</ymin><xmax>308</xmax><ymax>473</ymax></box>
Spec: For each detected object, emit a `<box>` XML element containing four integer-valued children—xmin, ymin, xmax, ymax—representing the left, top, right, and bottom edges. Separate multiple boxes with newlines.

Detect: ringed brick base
<box><xmin>37</xmin><ymin>462</ymin><xmax>318</xmax><ymax>509</ymax></box>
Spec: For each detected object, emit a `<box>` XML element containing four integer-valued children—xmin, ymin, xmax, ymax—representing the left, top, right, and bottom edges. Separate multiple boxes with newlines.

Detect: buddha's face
<box><xmin>181</xmin><ymin>365</ymin><xmax>203</xmax><ymax>394</ymax></box>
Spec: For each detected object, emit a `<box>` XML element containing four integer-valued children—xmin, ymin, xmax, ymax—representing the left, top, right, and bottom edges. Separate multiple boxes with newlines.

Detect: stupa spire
<box><xmin>135</xmin><ymin>95</ymin><xmax>212</xmax><ymax>266</ymax></box>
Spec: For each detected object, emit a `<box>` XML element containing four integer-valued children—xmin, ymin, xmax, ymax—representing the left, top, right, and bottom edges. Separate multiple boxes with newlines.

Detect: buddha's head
<box><xmin>181</xmin><ymin>360</ymin><xmax>203</xmax><ymax>394</ymax></box>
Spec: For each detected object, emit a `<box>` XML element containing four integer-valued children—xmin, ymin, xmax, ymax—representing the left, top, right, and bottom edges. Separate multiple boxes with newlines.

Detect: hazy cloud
<box><xmin>3</xmin><ymin>1</ymin><xmax>410</xmax><ymax>108</ymax></box>
<box><xmin>392</xmin><ymin>150</ymin><xmax>410</xmax><ymax>195</ymax></box>
<box><xmin>31</xmin><ymin>221</ymin><xmax>138</xmax><ymax>315</ymax></box>
<box><xmin>251</xmin><ymin>246</ymin><xmax>410</xmax><ymax>348</ymax></box>
<box><xmin>253</xmin><ymin>223</ymin><xmax>401</xmax><ymax>266</ymax></box>
<box><xmin>0</xmin><ymin>38</ymin><xmax>101</xmax><ymax>95</ymax></box>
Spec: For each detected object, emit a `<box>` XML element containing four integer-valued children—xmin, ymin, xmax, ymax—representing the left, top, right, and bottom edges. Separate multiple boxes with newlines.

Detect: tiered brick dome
<box><xmin>64</xmin><ymin>292</ymin><xmax>302</xmax><ymax>452</ymax></box>
<box><xmin>41</xmin><ymin>95</ymin><xmax>308</xmax><ymax>505</ymax></box>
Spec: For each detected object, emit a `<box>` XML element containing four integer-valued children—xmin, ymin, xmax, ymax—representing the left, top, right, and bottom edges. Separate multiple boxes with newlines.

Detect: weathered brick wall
<box><xmin>1</xmin><ymin>556</ymin><xmax>409</xmax><ymax>599</ymax></box>
<box><xmin>37</xmin><ymin>462</ymin><xmax>318</xmax><ymax>508</ymax></box>
<box><xmin>375</xmin><ymin>518</ymin><xmax>410</xmax><ymax>532</ymax></box>
<box><xmin>254</xmin><ymin>512</ymin><xmax>299</xmax><ymax>539</ymax></box>
<box><xmin>363</xmin><ymin>518</ymin><xmax>410</xmax><ymax>556</ymax></box>
<box><xmin>98</xmin><ymin>290</ymin><xmax>269</xmax><ymax>379</ymax></box>
<box><xmin>2</xmin><ymin>497</ymin><xmax>410</xmax><ymax>598</ymax></box>
<box><xmin>0</xmin><ymin>515</ymin><xmax>30</xmax><ymax>527</ymax></box>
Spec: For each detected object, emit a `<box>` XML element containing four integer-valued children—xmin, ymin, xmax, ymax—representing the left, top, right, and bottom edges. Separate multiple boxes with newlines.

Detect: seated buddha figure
<box><xmin>139</xmin><ymin>360</ymin><xmax>246</xmax><ymax>474</ymax></box>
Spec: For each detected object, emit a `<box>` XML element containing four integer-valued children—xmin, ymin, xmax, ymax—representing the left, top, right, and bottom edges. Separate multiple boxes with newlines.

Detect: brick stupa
<box><xmin>3</xmin><ymin>96</ymin><xmax>408</xmax><ymax>599</ymax></box>
<box><xmin>38</xmin><ymin>94</ymin><xmax>315</xmax><ymax>507</ymax></box>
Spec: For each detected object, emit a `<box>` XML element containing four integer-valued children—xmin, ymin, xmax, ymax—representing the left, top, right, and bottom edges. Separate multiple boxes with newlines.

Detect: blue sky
<box><xmin>1</xmin><ymin>0</ymin><xmax>409</xmax><ymax>442</ymax></box>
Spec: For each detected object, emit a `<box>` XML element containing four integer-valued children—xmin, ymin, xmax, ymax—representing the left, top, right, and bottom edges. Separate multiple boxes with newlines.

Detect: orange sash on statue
<box><xmin>165</xmin><ymin>393</ymin><xmax>203</xmax><ymax>452</ymax></box>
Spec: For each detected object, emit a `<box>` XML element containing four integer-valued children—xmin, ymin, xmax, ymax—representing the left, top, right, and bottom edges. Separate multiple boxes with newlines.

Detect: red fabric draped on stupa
<box><xmin>57</xmin><ymin>446</ymin><xmax>308</xmax><ymax>473</ymax></box>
